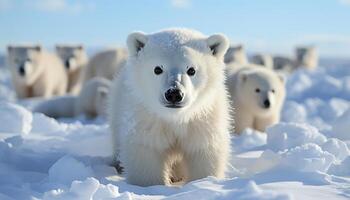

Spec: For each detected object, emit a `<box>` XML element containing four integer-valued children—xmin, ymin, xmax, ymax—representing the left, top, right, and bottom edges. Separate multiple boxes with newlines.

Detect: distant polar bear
<box><xmin>251</xmin><ymin>54</ymin><xmax>274</xmax><ymax>69</ymax></box>
<box><xmin>108</xmin><ymin>29</ymin><xmax>232</xmax><ymax>186</ymax></box>
<box><xmin>227</xmin><ymin>67</ymin><xmax>286</xmax><ymax>133</ymax></box>
<box><xmin>224</xmin><ymin>45</ymin><xmax>248</xmax><ymax>70</ymax></box>
<box><xmin>56</xmin><ymin>45</ymin><xmax>88</xmax><ymax>94</ymax></box>
<box><xmin>82</xmin><ymin>48</ymin><xmax>127</xmax><ymax>83</ymax></box>
<box><xmin>7</xmin><ymin>45</ymin><xmax>67</xmax><ymax>99</ymax></box>
<box><xmin>295</xmin><ymin>46</ymin><xmax>318</xmax><ymax>70</ymax></box>
<box><xmin>34</xmin><ymin>77</ymin><xmax>110</xmax><ymax>118</ymax></box>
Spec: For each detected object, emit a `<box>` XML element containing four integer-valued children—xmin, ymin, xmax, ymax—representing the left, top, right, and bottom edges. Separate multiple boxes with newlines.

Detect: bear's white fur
<box><xmin>251</xmin><ymin>54</ymin><xmax>274</xmax><ymax>69</ymax></box>
<box><xmin>226</xmin><ymin>67</ymin><xmax>286</xmax><ymax>133</ymax></box>
<box><xmin>82</xmin><ymin>48</ymin><xmax>127</xmax><ymax>83</ymax></box>
<box><xmin>34</xmin><ymin>77</ymin><xmax>110</xmax><ymax>118</ymax></box>
<box><xmin>295</xmin><ymin>46</ymin><xmax>318</xmax><ymax>70</ymax></box>
<box><xmin>7</xmin><ymin>45</ymin><xmax>67</xmax><ymax>99</ymax></box>
<box><xmin>108</xmin><ymin>28</ymin><xmax>232</xmax><ymax>186</ymax></box>
<box><xmin>56</xmin><ymin>45</ymin><xmax>88</xmax><ymax>94</ymax></box>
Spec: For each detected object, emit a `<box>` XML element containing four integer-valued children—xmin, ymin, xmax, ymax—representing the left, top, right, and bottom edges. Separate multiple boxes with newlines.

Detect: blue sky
<box><xmin>0</xmin><ymin>0</ymin><xmax>350</xmax><ymax>58</ymax></box>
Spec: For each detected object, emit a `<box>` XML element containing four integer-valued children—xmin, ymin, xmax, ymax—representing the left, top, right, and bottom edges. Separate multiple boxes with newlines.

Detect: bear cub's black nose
<box><xmin>165</xmin><ymin>88</ymin><xmax>184</xmax><ymax>104</ymax></box>
<box><xmin>18</xmin><ymin>66</ymin><xmax>25</xmax><ymax>76</ymax></box>
<box><xmin>264</xmin><ymin>99</ymin><xmax>271</xmax><ymax>108</ymax></box>
<box><xmin>65</xmin><ymin>60</ymin><xmax>70</xmax><ymax>69</ymax></box>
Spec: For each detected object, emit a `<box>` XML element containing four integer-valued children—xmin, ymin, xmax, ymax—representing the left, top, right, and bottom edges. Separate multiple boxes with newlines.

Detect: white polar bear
<box><xmin>56</xmin><ymin>45</ymin><xmax>88</xmax><ymax>94</ymax></box>
<box><xmin>7</xmin><ymin>45</ymin><xmax>67</xmax><ymax>99</ymax></box>
<box><xmin>295</xmin><ymin>46</ymin><xmax>318</xmax><ymax>70</ymax></box>
<box><xmin>251</xmin><ymin>54</ymin><xmax>274</xmax><ymax>69</ymax></box>
<box><xmin>108</xmin><ymin>29</ymin><xmax>232</xmax><ymax>186</ymax></box>
<box><xmin>224</xmin><ymin>45</ymin><xmax>248</xmax><ymax>69</ymax></box>
<box><xmin>226</xmin><ymin>67</ymin><xmax>286</xmax><ymax>133</ymax></box>
<box><xmin>81</xmin><ymin>48</ymin><xmax>127</xmax><ymax>83</ymax></box>
<box><xmin>34</xmin><ymin>77</ymin><xmax>110</xmax><ymax>118</ymax></box>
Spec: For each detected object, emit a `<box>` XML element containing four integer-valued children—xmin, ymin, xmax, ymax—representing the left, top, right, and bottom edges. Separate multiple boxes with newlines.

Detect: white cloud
<box><xmin>339</xmin><ymin>0</ymin><xmax>350</xmax><ymax>6</ymax></box>
<box><xmin>171</xmin><ymin>0</ymin><xmax>191</xmax><ymax>8</ymax></box>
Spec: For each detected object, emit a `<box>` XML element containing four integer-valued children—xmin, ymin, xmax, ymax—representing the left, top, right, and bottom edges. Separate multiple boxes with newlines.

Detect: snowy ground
<box><xmin>0</xmin><ymin>63</ymin><xmax>349</xmax><ymax>200</ymax></box>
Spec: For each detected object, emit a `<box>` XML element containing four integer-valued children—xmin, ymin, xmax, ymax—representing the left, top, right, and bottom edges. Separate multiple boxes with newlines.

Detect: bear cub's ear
<box><xmin>127</xmin><ymin>32</ymin><xmax>148</xmax><ymax>56</ymax></box>
<box><xmin>206</xmin><ymin>34</ymin><xmax>229</xmax><ymax>59</ymax></box>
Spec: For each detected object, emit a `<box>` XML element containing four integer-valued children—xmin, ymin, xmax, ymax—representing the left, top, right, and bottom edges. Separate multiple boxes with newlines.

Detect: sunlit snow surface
<box><xmin>0</xmin><ymin>64</ymin><xmax>349</xmax><ymax>200</ymax></box>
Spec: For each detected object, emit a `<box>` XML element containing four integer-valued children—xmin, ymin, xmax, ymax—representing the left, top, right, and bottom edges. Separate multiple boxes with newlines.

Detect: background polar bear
<box><xmin>34</xmin><ymin>77</ymin><xmax>110</xmax><ymax>118</ymax></box>
<box><xmin>227</xmin><ymin>67</ymin><xmax>286</xmax><ymax>133</ymax></box>
<box><xmin>223</xmin><ymin>44</ymin><xmax>248</xmax><ymax>69</ymax></box>
<box><xmin>109</xmin><ymin>28</ymin><xmax>232</xmax><ymax>186</ymax></box>
<box><xmin>81</xmin><ymin>48</ymin><xmax>127</xmax><ymax>83</ymax></box>
<box><xmin>7</xmin><ymin>45</ymin><xmax>67</xmax><ymax>99</ymax></box>
<box><xmin>56</xmin><ymin>45</ymin><xmax>88</xmax><ymax>94</ymax></box>
<box><xmin>251</xmin><ymin>53</ymin><xmax>274</xmax><ymax>69</ymax></box>
<box><xmin>295</xmin><ymin>46</ymin><xmax>318</xmax><ymax>70</ymax></box>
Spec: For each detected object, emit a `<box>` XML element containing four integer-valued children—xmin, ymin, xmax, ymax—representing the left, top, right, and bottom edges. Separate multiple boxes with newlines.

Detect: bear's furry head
<box><xmin>55</xmin><ymin>45</ymin><xmax>87</xmax><ymax>72</ymax></box>
<box><xmin>125</xmin><ymin>28</ymin><xmax>229</xmax><ymax>121</ymax></box>
<box><xmin>7</xmin><ymin>45</ymin><xmax>44</xmax><ymax>85</ymax></box>
<box><xmin>237</xmin><ymin>67</ymin><xmax>286</xmax><ymax>116</ymax></box>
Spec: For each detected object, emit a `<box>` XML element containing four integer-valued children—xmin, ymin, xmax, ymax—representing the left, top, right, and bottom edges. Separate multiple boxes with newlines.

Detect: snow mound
<box><xmin>266</xmin><ymin>123</ymin><xmax>327</xmax><ymax>152</ymax></box>
<box><xmin>48</xmin><ymin>155</ymin><xmax>94</xmax><ymax>185</ymax></box>
<box><xmin>43</xmin><ymin>177</ymin><xmax>122</xmax><ymax>200</ymax></box>
<box><xmin>321</xmin><ymin>138</ymin><xmax>350</xmax><ymax>162</ymax></box>
<box><xmin>331</xmin><ymin>108</ymin><xmax>350</xmax><ymax>140</ymax></box>
<box><xmin>232</xmin><ymin>128</ymin><xmax>267</xmax><ymax>151</ymax></box>
<box><xmin>281</xmin><ymin>101</ymin><xmax>307</xmax><ymax>123</ymax></box>
<box><xmin>0</xmin><ymin>102</ymin><xmax>32</xmax><ymax>134</ymax></box>
<box><xmin>328</xmin><ymin>156</ymin><xmax>350</xmax><ymax>176</ymax></box>
<box><xmin>280</xmin><ymin>143</ymin><xmax>335</xmax><ymax>173</ymax></box>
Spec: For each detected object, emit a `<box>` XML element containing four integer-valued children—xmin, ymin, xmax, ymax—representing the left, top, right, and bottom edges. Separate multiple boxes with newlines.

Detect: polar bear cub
<box><xmin>82</xmin><ymin>48</ymin><xmax>127</xmax><ymax>83</ymax></box>
<box><xmin>227</xmin><ymin>67</ymin><xmax>286</xmax><ymax>133</ymax></box>
<box><xmin>108</xmin><ymin>29</ymin><xmax>232</xmax><ymax>186</ymax></box>
<box><xmin>224</xmin><ymin>45</ymin><xmax>248</xmax><ymax>69</ymax></box>
<box><xmin>56</xmin><ymin>45</ymin><xmax>88</xmax><ymax>94</ymax></box>
<box><xmin>251</xmin><ymin>54</ymin><xmax>274</xmax><ymax>69</ymax></box>
<box><xmin>7</xmin><ymin>45</ymin><xmax>67</xmax><ymax>99</ymax></box>
<box><xmin>295</xmin><ymin>46</ymin><xmax>318</xmax><ymax>70</ymax></box>
<box><xmin>34</xmin><ymin>77</ymin><xmax>110</xmax><ymax>118</ymax></box>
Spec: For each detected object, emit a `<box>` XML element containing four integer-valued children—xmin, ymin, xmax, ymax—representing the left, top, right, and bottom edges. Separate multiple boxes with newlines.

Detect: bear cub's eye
<box><xmin>154</xmin><ymin>66</ymin><xmax>163</xmax><ymax>75</ymax></box>
<box><xmin>255</xmin><ymin>88</ymin><xmax>260</xmax><ymax>93</ymax></box>
<box><xmin>271</xmin><ymin>89</ymin><xmax>275</xmax><ymax>93</ymax></box>
<box><xmin>187</xmin><ymin>67</ymin><xmax>196</xmax><ymax>76</ymax></box>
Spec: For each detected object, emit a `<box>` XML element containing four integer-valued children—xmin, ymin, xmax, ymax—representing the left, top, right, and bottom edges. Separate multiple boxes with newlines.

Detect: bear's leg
<box><xmin>184</xmin><ymin>144</ymin><xmax>228</xmax><ymax>182</ymax></box>
<box><xmin>56</xmin><ymin>80</ymin><xmax>68</xmax><ymax>96</ymax></box>
<box><xmin>123</xmin><ymin>144</ymin><xmax>166</xmax><ymax>186</ymax></box>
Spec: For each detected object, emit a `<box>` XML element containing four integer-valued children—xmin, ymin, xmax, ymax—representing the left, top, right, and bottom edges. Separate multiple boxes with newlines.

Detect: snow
<box><xmin>0</xmin><ymin>64</ymin><xmax>349</xmax><ymax>199</ymax></box>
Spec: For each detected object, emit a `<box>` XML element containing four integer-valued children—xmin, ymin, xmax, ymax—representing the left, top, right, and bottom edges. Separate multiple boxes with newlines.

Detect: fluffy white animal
<box><xmin>295</xmin><ymin>46</ymin><xmax>318</xmax><ymax>70</ymax></box>
<box><xmin>251</xmin><ymin>54</ymin><xmax>274</xmax><ymax>69</ymax></box>
<box><xmin>273</xmin><ymin>56</ymin><xmax>295</xmax><ymax>73</ymax></box>
<box><xmin>56</xmin><ymin>45</ymin><xmax>88</xmax><ymax>94</ymax></box>
<box><xmin>224</xmin><ymin>45</ymin><xmax>248</xmax><ymax>69</ymax></box>
<box><xmin>227</xmin><ymin>67</ymin><xmax>286</xmax><ymax>133</ymax></box>
<box><xmin>82</xmin><ymin>48</ymin><xmax>127</xmax><ymax>83</ymax></box>
<box><xmin>34</xmin><ymin>77</ymin><xmax>110</xmax><ymax>118</ymax></box>
<box><xmin>108</xmin><ymin>28</ymin><xmax>232</xmax><ymax>186</ymax></box>
<box><xmin>7</xmin><ymin>45</ymin><xmax>67</xmax><ymax>99</ymax></box>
